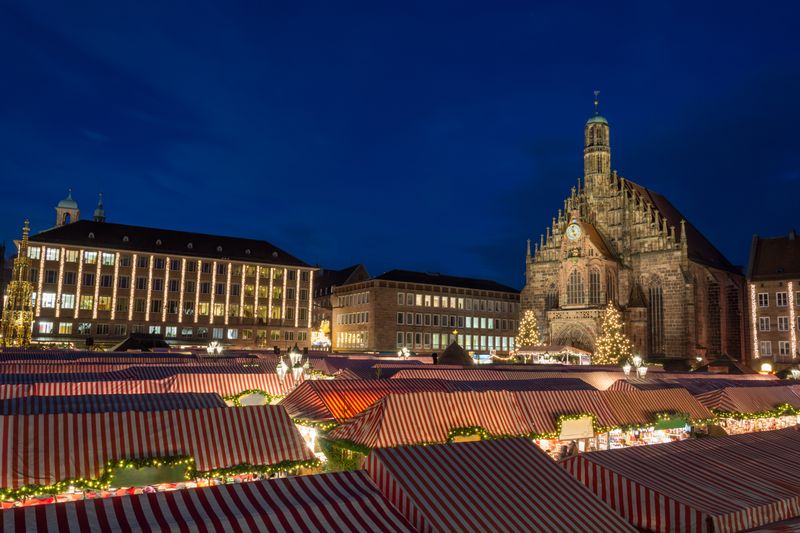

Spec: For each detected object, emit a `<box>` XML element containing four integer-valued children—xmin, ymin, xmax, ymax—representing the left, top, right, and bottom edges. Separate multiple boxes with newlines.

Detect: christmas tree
<box><xmin>515</xmin><ymin>309</ymin><xmax>541</xmax><ymax>348</ymax></box>
<box><xmin>593</xmin><ymin>302</ymin><xmax>633</xmax><ymax>365</ymax></box>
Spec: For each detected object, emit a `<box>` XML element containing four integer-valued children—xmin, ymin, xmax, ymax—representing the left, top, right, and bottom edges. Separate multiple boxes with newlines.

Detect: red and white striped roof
<box><xmin>695</xmin><ymin>386</ymin><xmax>800</xmax><ymax>413</ymax></box>
<box><xmin>515</xmin><ymin>390</ymin><xmax>618</xmax><ymax>434</ymax></box>
<box><xmin>603</xmin><ymin>389</ymin><xmax>714</xmax><ymax>426</ymax></box>
<box><xmin>0</xmin><ymin>393</ymin><xmax>226</xmax><ymax>415</ymax></box>
<box><xmin>3</xmin><ymin>470</ymin><xmax>415</xmax><ymax>533</ymax></box>
<box><xmin>0</xmin><ymin>406</ymin><xmax>313</xmax><ymax>491</ymax></box>
<box><xmin>366</xmin><ymin>438</ymin><xmax>635</xmax><ymax>532</ymax></box>
<box><xmin>389</xmin><ymin>368</ymin><xmax>510</xmax><ymax>381</ymax></box>
<box><xmin>562</xmin><ymin>428</ymin><xmax>800</xmax><ymax>532</ymax></box>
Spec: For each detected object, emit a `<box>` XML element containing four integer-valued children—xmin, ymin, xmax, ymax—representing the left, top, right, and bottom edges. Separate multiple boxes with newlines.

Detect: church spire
<box><xmin>583</xmin><ymin>90</ymin><xmax>611</xmax><ymax>194</ymax></box>
<box><xmin>93</xmin><ymin>193</ymin><xmax>106</xmax><ymax>222</ymax></box>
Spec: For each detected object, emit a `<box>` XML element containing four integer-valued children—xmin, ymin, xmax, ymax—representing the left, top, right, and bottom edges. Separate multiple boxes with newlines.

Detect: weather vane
<box><xmin>593</xmin><ymin>90</ymin><xmax>600</xmax><ymax>114</ymax></box>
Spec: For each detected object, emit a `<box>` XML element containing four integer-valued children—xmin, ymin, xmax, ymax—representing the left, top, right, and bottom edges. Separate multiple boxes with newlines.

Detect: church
<box><xmin>521</xmin><ymin>96</ymin><xmax>747</xmax><ymax>364</ymax></box>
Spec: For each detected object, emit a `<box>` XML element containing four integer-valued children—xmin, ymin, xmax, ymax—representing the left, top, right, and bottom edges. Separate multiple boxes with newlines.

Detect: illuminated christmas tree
<box><xmin>515</xmin><ymin>309</ymin><xmax>541</xmax><ymax>348</ymax></box>
<box><xmin>593</xmin><ymin>302</ymin><xmax>633</xmax><ymax>365</ymax></box>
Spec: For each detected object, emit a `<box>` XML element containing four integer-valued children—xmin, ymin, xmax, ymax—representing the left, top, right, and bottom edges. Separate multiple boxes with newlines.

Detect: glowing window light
<box><xmin>307</xmin><ymin>270</ymin><xmax>314</xmax><ymax>328</ymax></box>
<box><xmin>55</xmin><ymin>247</ymin><xmax>65</xmax><ymax>318</ymax></box>
<box><xmin>144</xmin><ymin>255</ymin><xmax>154</xmax><ymax>322</ymax></box>
<box><xmin>194</xmin><ymin>260</ymin><xmax>201</xmax><ymax>324</ymax></box>
<box><xmin>254</xmin><ymin>265</ymin><xmax>260</xmax><ymax>325</ymax></box>
<box><xmin>128</xmin><ymin>254</ymin><xmax>137</xmax><ymax>321</ymax></box>
<box><xmin>760</xmin><ymin>362</ymin><xmax>773</xmax><ymax>373</ymax></box>
<box><xmin>750</xmin><ymin>283</ymin><xmax>759</xmax><ymax>358</ymax></box>
<box><xmin>239</xmin><ymin>264</ymin><xmax>245</xmax><ymax>317</ymax></box>
<box><xmin>35</xmin><ymin>252</ymin><xmax>45</xmax><ymax>316</ymax></box>
<box><xmin>110</xmin><ymin>252</ymin><xmax>120</xmax><ymax>320</ymax></box>
<box><xmin>91</xmin><ymin>255</ymin><xmax>101</xmax><ymax>319</ymax></box>
<box><xmin>210</xmin><ymin>261</ymin><xmax>217</xmax><ymax>325</ymax></box>
<box><xmin>295</xmin><ymin>269</ymin><xmax>300</xmax><ymax>328</ymax></box>
<box><xmin>790</xmin><ymin>282</ymin><xmax>797</xmax><ymax>358</ymax></box>
<box><xmin>282</xmin><ymin>268</ymin><xmax>287</xmax><ymax>320</ymax></box>
<box><xmin>75</xmin><ymin>249</ymin><xmax>85</xmax><ymax>319</ymax></box>
<box><xmin>162</xmin><ymin>257</ymin><xmax>170</xmax><ymax>322</ymax></box>
<box><xmin>224</xmin><ymin>262</ymin><xmax>231</xmax><ymax>325</ymax></box>
<box><xmin>178</xmin><ymin>258</ymin><xmax>186</xmax><ymax>324</ymax></box>
<box><xmin>267</xmin><ymin>267</ymin><xmax>274</xmax><ymax>323</ymax></box>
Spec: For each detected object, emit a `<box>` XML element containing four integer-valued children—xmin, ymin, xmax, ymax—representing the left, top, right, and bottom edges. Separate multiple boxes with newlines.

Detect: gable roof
<box><xmin>315</xmin><ymin>264</ymin><xmax>369</xmax><ymax>292</ymax></box>
<box><xmin>624</xmin><ymin>179</ymin><xmax>739</xmax><ymax>273</ymax></box>
<box><xmin>373</xmin><ymin>269</ymin><xmax>520</xmax><ymax>293</ymax></box>
<box><xmin>747</xmin><ymin>231</ymin><xmax>800</xmax><ymax>280</ymax></box>
<box><xmin>29</xmin><ymin>219</ymin><xmax>309</xmax><ymax>267</ymax></box>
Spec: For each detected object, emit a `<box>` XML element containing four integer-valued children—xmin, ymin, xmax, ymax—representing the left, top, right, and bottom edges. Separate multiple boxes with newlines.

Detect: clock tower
<box><xmin>583</xmin><ymin>91</ymin><xmax>611</xmax><ymax>194</ymax></box>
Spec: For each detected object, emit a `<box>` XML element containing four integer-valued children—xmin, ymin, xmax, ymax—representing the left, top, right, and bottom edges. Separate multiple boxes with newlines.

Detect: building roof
<box><xmin>439</xmin><ymin>341</ymin><xmax>474</xmax><ymax>365</ymax></box>
<box><xmin>747</xmin><ymin>231</ymin><xmax>800</xmax><ymax>280</ymax></box>
<box><xmin>586</xmin><ymin>114</ymin><xmax>608</xmax><ymax>125</ymax></box>
<box><xmin>56</xmin><ymin>190</ymin><xmax>78</xmax><ymax>209</ymax></box>
<box><xmin>315</xmin><ymin>264</ymin><xmax>368</xmax><ymax>292</ymax></box>
<box><xmin>624</xmin><ymin>179</ymin><xmax>739</xmax><ymax>273</ymax></box>
<box><xmin>29</xmin><ymin>219</ymin><xmax>310</xmax><ymax>267</ymax></box>
<box><xmin>373</xmin><ymin>269</ymin><xmax>520</xmax><ymax>293</ymax></box>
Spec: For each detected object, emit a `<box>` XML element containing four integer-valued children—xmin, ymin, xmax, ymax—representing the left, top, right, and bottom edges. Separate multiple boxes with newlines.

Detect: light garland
<box><xmin>307</xmin><ymin>270</ymin><xmax>314</xmax><ymax>329</ymax></box>
<box><xmin>225</xmin><ymin>262</ymin><xmax>231</xmax><ymax>325</ymax></box>
<box><xmin>144</xmin><ymin>255</ymin><xmax>154</xmax><ymax>322</ymax></box>
<box><xmin>178</xmin><ymin>258</ymin><xmax>186</xmax><ymax>324</ymax></box>
<box><xmin>282</xmin><ymin>268</ymin><xmax>288</xmax><ymax>320</ymax></box>
<box><xmin>210</xmin><ymin>261</ymin><xmax>217</xmax><ymax>325</ymax></box>
<box><xmin>750</xmin><ymin>283</ymin><xmax>759</xmax><ymax>358</ymax></box>
<box><xmin>194</xmin><ymin>261</ymin><xmax>201</xmax><ymax>324</ymax></box>
<box><xmin>268</xmin><ymin>267</ymin><xmax>274</xmax><ymax>323</ymax></box>
<box><xmin>790</xmin><ymin>282</ymin><xmax>797</xmax><ymax>357</ymax></box>
<box><xmin>55</xmin><ymin>247</ymin><xmax>65</xmax><ymax>318</ymax></box>
<box><xmin>293</xmin><ymin>418</ymin><xmax>339</xmax><ymax>432</ymax></box>
<box><xmin>295</xmin><ymin>269</ymin><xmax>300</xmax><ymax>328</ymax></box>
<box><xmin>239</xmin><ymin>264</ymin><xmax>245</xmax><ymax>318</ymax></box>
<box><xmin>162</xmin><ymin>257</ymin><xmax>170</xmax><ymax>323</ymax></box>
<box><xmin>92</xmin><ymin>253</ymin><xmax>101</xmax><ymax>319</ymax></box>
<box><xmin>110</xmin><ymin>252</ymin><xmax>120</xmax><ymax>320</ymax></box>
<box><xmin>75</xmin><ymin>249</ymin><xmax>85</xmax><ymax>320</ymax></box>
<box><xmin>35</xmin><ymin>249</ymin><xmax>45</xmax><ymax>317</ymax></box>
<box><xmin>713</xmin><ymin>403</ymin><xmax>800</xmax><ymax>421</ymax></box>
<box><xmin>222</xmin><ymin>389</ymin><xmax>278</xmax><ymax>407</ymax></box>
<box><xmin>128</xmin><ymin>253</ymin><xmax>137</xmax><ymax>321</ymax></box>
<box><xmin>254</xmin><ymin>265</ymin><xmax>260</xmax><ymax>325</ymax></box>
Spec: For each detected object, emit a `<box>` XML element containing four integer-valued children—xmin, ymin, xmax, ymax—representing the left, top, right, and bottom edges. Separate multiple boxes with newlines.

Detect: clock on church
<box><xmin>566</xmin><ymin>221</ymin><xmax>582</xmax><ymax>241</ymax></box>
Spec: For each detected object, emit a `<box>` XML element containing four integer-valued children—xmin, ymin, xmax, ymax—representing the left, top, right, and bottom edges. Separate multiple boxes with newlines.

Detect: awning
<box><xmin>0</xmin><ymin>393</ymin><xmax>226</xmax><ymax>414</ymax></box>
<box><xmin>695</xmin><ymin>386</ymin><xmax>800</xmax><ymax>414</ymax></box>
<box><xmin>602</xmin><ymin>389</ymin><xmax>714</xmax><ymax>427</ymax></box>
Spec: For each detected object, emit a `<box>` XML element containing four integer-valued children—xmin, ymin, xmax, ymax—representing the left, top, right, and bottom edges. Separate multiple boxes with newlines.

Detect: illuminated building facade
<box><xmin>521</xmin><ymin>96</ymin><xmax>747</xmax><ymax>364</ymax></box>
<box><xmin>21</xmin><ymin>194</ymin><xmax>315</xmax><ymax>349</ymax></box>
<box><xmin>332</xmin><ymin>269</ymin><xmax>520</xmax><ymax>354</ymax></box>
<box><xmin>746</xmin><ymin>230</ymin><xmax>800</xmax><ymax>367</ymax></box>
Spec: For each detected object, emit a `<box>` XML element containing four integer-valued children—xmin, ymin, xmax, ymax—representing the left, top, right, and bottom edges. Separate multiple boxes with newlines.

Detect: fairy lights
<box><xmin>282</xmin><ymin>268</ymin><xmax>288</xmax><ymax>320</ymax></box>
<box><xmin>268</xmin><ymin>267</ymin><xmax>274</xmax><ymax>322</ymax></box>
<box><xmin>128</xmin><ymin>254</ymin><xmax>137</xmax><ymax>321</ymax></box>
<box><xmin>210</xmin><ymin>261</ymin><xmax>217</xmax><ymax>325</ymax></box>
<box><xmin>789</xmin><ymin>282</ymin><xmax>797</xmax><ymax>358</ymax></box>
<box><xmin>307</xmin><ymin>270</ymin><xmax>314</xmax><ymax>328</ymax></box>
<box><xmin>55</xmin><ymin>247</ymin><xmax>65</xmax><ymax>318</ymax></box>
<box><xmin>35</xmin><ymin>251</ymin><xmax>45</xmax><ymax>316</ymax></box>
<box><xmin>162</xmin><ymin>257</ymin><xmax>170</xmax><ymax>323</ymax></box>
<box><xmin>74</xmin><ymin>249</ymin><xmax>85</xmax><ymax>320</ymax></box>
<box><xmin>295</xmin><ymin>269</ymin><xmax>300</xmax><ymax>328</ymax></box>
<box><xmin>254</xmin><ymin>266</ymin><xmax>260</xmax><ymax>325</ymax></box>
<box><xmin>750</xmin><ymin>283</ymin><xmax>759</xmax><ymax>358</ymax></box>
<box><xmin>225</xmin><ymin>262</ymin><xmax>231</xmax><ymax>326</ymax></box>
<box><xmin>178</xmin><ymin>258</ymin><xmax>186</xmax><ymax>324</ymax></box>
<box><xmin>239</xmin><ymin>264</ymin><xmax>245</xmax><ymax>318</ymax></box>
<box><xmin>193</xmin><ymin>260</ymin><xmax>201</xmax><ymax>324</ymax></box>
<box><xmin>110</xmin><ymin>252</ymin><xmax>120</xmax><ymax>320</ymax></box>
<box><xmin>144</xmin><ymin>255</ymin><xmax>154</xmax><ymax>322</ymax></box>
<box><xmin>91</xmin><ymin>254</ymin><xmax>101</xmax><ymax>319</ymax></box>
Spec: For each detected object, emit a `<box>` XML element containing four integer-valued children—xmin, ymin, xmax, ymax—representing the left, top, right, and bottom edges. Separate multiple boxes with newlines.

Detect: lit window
<box><xmin>45</xmin><ymin>248</ymin><xmax>59</xmax><ymax>261</ymax></box>
<box><xmin>64</xmin><ymin>250</ymin><xmax>79</xmax><ymax>262</ymax></box>
<box><xmin>58</xmin><ymin>323</ymin><xmax>72</xmax><ymax>334</ymax></box>
<box><xmin>27</xmin><ymin>247</ymin><xmax>41</xmax><ymax>260</ymax></box>
<box><xmin>84</xmin><ymin>251</ymin><xmax>97</xmax><ymax>264</ymax></box>
<box><xmin>213</xmin><ymin>327</ymin><xmax>224</xmax><ymax>339</ymax></box>
<box><xmin>79</xmin><ymin>295</ymin><xmax>94</xmax><ymax>310</ymax></box>
<box><xmin>165</xmin><ymin>326</ymin><xmax>177</xmax><ymax>338</ymax></box>
<box><xmin>61</xmin><ymin>294</ymin><xmax>75</xmax><ymax>309</ymax></box>
<box><xmin>149</xmin><ymin>325</ymin><xmax>161</xmax><ymax>334</ymax></box>
<box><xmin>227</xmin><ymin>329</ymin><xmax>238</xmax><ymax>340</ymax></box>
<box><xmin>101</xmin><ymin>253</ymin><xmax>115</xmax><ymax>266</ymax></box>
<box><xmin>38</xmin><ymin>321</ymin><xmax>53</xmax><ymax>334</ymax></box>
<box><xmin>40</xmin><ymin>292</ymin><xmax>56</xmax><ymax>308</ymax></box>
<box><xmin>97</xmin><ymin>296</ymin><xmax>112</xmax><ymax>311</ymax></box>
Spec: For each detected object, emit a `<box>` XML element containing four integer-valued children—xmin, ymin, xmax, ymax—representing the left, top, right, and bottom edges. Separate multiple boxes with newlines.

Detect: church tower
<box><xmin>93</xmin><ymin>193</ymin><xmax>106</xmax><ymax>222</ymax></box>
<box><xmin>55</xmin><ymin>189</ymin><xmax>80</xmax><ymax>226</ymax></box>
<box><xmin>1</xmin><ymin>220</ymin><xmax>34</xmax><ymax>347</ymax></box>
<box><xmin>583</xmin><ymin>91</ymin><xmax>611</xmax><ymax>193</ymax></box>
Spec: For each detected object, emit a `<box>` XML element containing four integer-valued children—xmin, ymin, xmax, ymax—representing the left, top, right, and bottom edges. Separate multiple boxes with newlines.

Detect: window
<box><xmin>589</xmin><ymin>269</ymin><xmax>601</xmax><ymax>305</ymax></box>
<box><xmin>216</xmin><ymin>263</ymin><xmax>226</xmax><ymax>275</ymax></box>
<box><xmin>134</xmin><ymin>298</ymin><xmax>146</xmax><ymax>313</ymax></box>
<box><xmin>41</xmin><ymin>292</ymin><xmax>56</xmax><ymax>308</ymax></box>
<box><xmin>201</xmin><ymin>262</ymin><xmax>211</xmax><ymax>274</ymax></box>
<box><xmin>169</xmin><ymin>279</ymin><xmax>179</xmax><ymax>292</ymax></box>
<box><xmin>137</xmin><ymin>256</ymin><xmax>148</xmax><ymax>268</ymax></box>
<box><xmin>101</xmin><ymin>253</ymin><xmax>115</xmax><ymax>266</ymax></box>
<box><xmin>38</xmin><ymin>321</ymin><xmax>53</xmax><ymax>334</ymax></box>
<box><xmin>115</xmin><ymin>297</ymin><xmax>128</xmax><ymax>312</ymax></box>
<box><xmin>97</xmin><ymin>296</ymin><xmax>112</xmax><ymax>311</ymax></box>
<box><xmin>27</xmin><ymin>247</ymin><xmax>41</xmax><ymax>260</ymax></box>
<box><xmin>216</xmin><ymin>283</ymin><xmax>225</xmax><ymax>295</ymax></box>
<box><xmin>227</xmin><ymin>329</ymin><xmax>238</xmax><ymax>340</ymax></box>
<box><xmin>58</xmin><ymin>322</ymin><xmax>72</xmax><ymax>334</ymax></box>
<box><xmin>198</xmin><ymin>302</ymin><xmax>209</xmax><ymax>316</ymax></box>
<box><xmin>45</xmin><ymin>248</ymin><xmax>59</xmax><ymax>261</ymax></box>
<box><xmin>187</xmin><ymin>261</ymin><xmax>196</xmax><ymax>272</ymax></box>
<box><xmin>213</xmin><ymin>327</ymin><xmax>224</xmax><ymax>339</ymax></box>
<box><xmin>83</xmin><ymin>273</ymin><xmax>95</xmax><ymax>287</ymax></box>
<box><xmin>778</xmin><ymin>316</ymin><xmax>790</xmax><ymax>331</ymax></box>
<box><xmin>61</xmin><ymin>294</ymin><xmax>75</xmax><ymax>309</ymax></box>
<box><xmin>759</xmin><ymin>317</ymin><xmax>770</xmax><ymax>331</ymax></box>
<box><xmin>779</xmin><ymin>341</ymin><xmax>791</xmax><ymax>356</ymax></box>
<box><xmin>166</xmin><ymin>326</ymin><xmax>177</xmax><ymax>338</ymax></box>
<box><xmin>301</xmin><ymin>271</ymin><xmax>309</xmax><ymax>282</ymax></box>
<box><xmin>64</xmin><ymin>271</ymin><xmax>76</xmax><ymax>285</ymax></box>
<box><xmin>415</xmin><ymin>313</ymin><xmax>422</xmax><ymax>325</ymax></box>
<box><xmin>96</xmin><ymin>324</ymin><xmax>110</xmax><ymax>335</ymax></box>
<box><xmin>118</xmin><ymin>276</ymin><xmax>130</xmax><ymax>289</ymax></box>
<box><xmin>299</xmin><ymin>308</ymin><xmax>307</xmax><ymax>320</ymax></box>
<box><xmin>84</xmin><ymin>251</ymin><xmax>97</xmax><ymax>264</ymax></box>
<box><xmin>77</xmin><ymin>322</ymin><xmax>91</xmax><ymax>334</ymax></box>
<box><xmin>300</xmin><ymin>289</ymin><xmax>308</xmax><ymax>301</ymax></box>
<box><xmin>197</xmin><ymin>327</ymin><xmax>208</xmax><ymax>339</ymax></box>
<box><xmin>136</xmin><ymin>277</ymin><xmax>147</xmax><ymax>290</ymax></box>
<box><xmin>286</xmin><ymin>307</ymin><xmax>294</xmax><ymax>320</ymax></box>
<box><xmin>185</xmin><ymin>280</ymin><xmax>195</xmax><ymax>293</ymax></box>
<box><xmin>120</xmin><ymin>255</ymin><xmax>131</xmax><ymax>267</ymax></box>
<box><xmin>152</xmin><ymin>279</ymin><xmax>163</xmax><ymax>291</ymax></box>
<box><xmin>566</xmin><ymin>270</ymin><xmax>584</xmax><ymax>305</ymax></box>
<box><xmin>286</xmin><ymin>287</ymin><xmax>295</xmax><ymax>300</ymax></box>
<box><xmin>114</xmin><ymin>324</ymin><xmax>127</xmax><ymax>336</ymax></box>
<box><xmin>200</xmin><ymin>282</ymin><xmax>210</xmax><ymax>294</ymax></box>
<box><xmin>29</xmin><ymin>268</ymin><xmax>37</xmax><ymax>283</ymax></box>
<box><xmin>65</xmin><ymin>250</ymin><xmax>79</xmax><ymax>262</ymax></box>
<box><xmin>777</xmin><ymin>292</ymin><xmax>788</xmax><ymax>307</ymax></box>
<box><xmin>213</xmin><ymin>303</ymin><xmax>225</xmax><ymax>316</ymax></box>
<box><xmin>100</xmin><ymin>275</ymin><xmax>112</xmax><ymax>288</ymax></box>
<box><xmin>168</xmin><ymin>300</ymin><xmax>179</xmax><ymax>314</ymax></box>
<box><xmin>154</xmin><ymin>258</ymin><xmax>165</xmax><ymax>270</ymax></box>
<box><xmin>150</xmin><ymin>299</ymin><xmax>161</xmax><ymax>313</ymax></box>
<box><xmin>760</xmin><ymin>340</ymin><xmax>772</xmax><ymax>355</ymax></box>
<box><xmin>758</xmin><ymin>293</ymin><xmax>769</xmax><ymax>307</ymax></box>
<box><xmin>184</xmin><ymin>301</ymin><xmax>195</xmax><ymax>316</ymax></box>
<box><xmin>181</xmin><ymin>327</ymin><xmax>193</xmax><ymax>337</ymax></box>
<box><xmin>79</xmin><ymin>295</ymin><xmax>94</xmax><ymax>310</ymax></box>
<box><xmin>149</xmin><ymin>325</ymin><xmax>161</xmax><ymax>334</ymax></box>
<box><xmin>170</xmin><ymin>259</ymin><xmax>181</xmax><ymax>271</ymax></box>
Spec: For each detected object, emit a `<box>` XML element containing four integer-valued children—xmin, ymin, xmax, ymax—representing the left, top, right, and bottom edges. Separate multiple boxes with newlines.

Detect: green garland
<box><xmin>0</xmin><ymin>455</ymin><xmax>320</xmax><ymax>502</ymax></box>
<box><xmin>292</xmin><ymin>418</ymin><xmax>339</xmax><ymax>432</ymax></box>
<box><xmin>223</xmin><ymin>389</ymin><xmax>278</xmax><ymax>407</ymax></box>
<box><xmin>713</xmin><ymin>403</ymin><xmax>800</xmax><ymax>421</ymax></box>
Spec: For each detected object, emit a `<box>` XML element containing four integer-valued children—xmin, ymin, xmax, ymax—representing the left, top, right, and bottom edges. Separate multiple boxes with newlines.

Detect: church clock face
<box><xmin>566</xmin><ymin>222</ymin><xmax>582</xmax><ymax>241</ymax></box>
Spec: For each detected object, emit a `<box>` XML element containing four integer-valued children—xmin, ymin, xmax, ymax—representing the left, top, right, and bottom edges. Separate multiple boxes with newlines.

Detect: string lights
<box><xmin>128</xmin><ymin>254</ymin><xmax>137</xmax><ymax>321</ymax></box>
<box><xmin>162</xmin><ymin>257</ymin><xmax>170</xmax><ymax>323</ymax></box>
<box><xmin>210</xmin><ymin>261</ymin><xmax>217</xmax><ymax>325</ymax></box>
<box><xmin>178</xmin><ymin>258</ymin><xmax>186</xmax><ymax>324</ymax></box>
<box><xmin>110</xmin><ymin>252</ymin><xmax>120</xmax><ymax>320</ymax></box>
<box><xmin>194</xmin><ymin>260</ymin><xmax>200</xmax><ymax>324</ymax></box>
<box><xmin>750</xmin><ymin>283</ymin><xmax>760</xmax><ymax>358</ymax></box>
<box><xmin>75</xmin><ymin>249</ymin><xmax>85</xmax><ymax>320</ymax></box>
<box><xmin>789</xmin><ymin>282</ymin><xmax>797</xmax><ymax>357</ymax></box>
<box><xmin>55</xmin><ymin>247</ymin><xmax>65</xmax><ymax>318</ymax></box>
<box><xmin>144</xmin><ymin>255</ymin><xmax>154</xmax><ymax>322</ymax></box>
<box><xmin>225</xmin><ymin>262</ymin><xmax>232</xmax><ymax>325</ymax></box>
<box><xmin>92</xmin><ymin>252</ymin><xmax>101</xmax><ymax>319</ymax></box>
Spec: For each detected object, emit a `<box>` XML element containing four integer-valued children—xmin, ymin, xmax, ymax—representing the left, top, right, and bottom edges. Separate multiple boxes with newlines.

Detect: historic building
<box><xmin>521</xmin><ymin>97</ymin><xmax>747</xmax><ymax>364</ymax></box>
<box><xmin>312</xmin><ymin>264</ymin><xmax>369</xmax><ymax>330</ymax></box>
<box><xmin>746</xmin><ymin>230</ymin><xmax>800</xmax><ymax>368</ymax></box>
<box><xmin>332</xmin><ymin>269</ymin><xmax>519</xmax><ymax>354</ymax></box>
<box><xmin>9</xmin><ymin>192</ymin><xmax>315</xmax><ymax>349</ymax></box>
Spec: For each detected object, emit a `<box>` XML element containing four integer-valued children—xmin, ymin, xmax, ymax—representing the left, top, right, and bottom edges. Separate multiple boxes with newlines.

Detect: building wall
<box><xmin>748</xmin><ymin>279</ymin><xmax>799</xmax><ymax>365</ymax></box>
<box><xmin>25</xmin><ymin>243</ymin><xmax>314</xmax><ymax>349</ymax></box>
<box><xmin>332</xmin><ymin>279</ymin><xmax>520</xmax><ymax>354</ymax></box>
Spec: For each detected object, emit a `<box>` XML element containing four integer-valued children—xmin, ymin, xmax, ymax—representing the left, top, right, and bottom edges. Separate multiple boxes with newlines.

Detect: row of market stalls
<box><xmin>11</xmin><ymin>430</ymin><xmax>800</xmax><ymax>533</ymax></box>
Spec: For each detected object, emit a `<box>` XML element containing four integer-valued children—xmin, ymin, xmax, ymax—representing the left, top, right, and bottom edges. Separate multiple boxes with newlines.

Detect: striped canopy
<box><xmin>562</xmin><ymin>428</ymin><xmax>800</xmax><ymax>532</ymax></box>
<box><xmin>366</xmin><ymin>438</ymin><xmax>635</xmax><ymax>532</ymax></box>
<box><xmin>0</xmin><ymin>393</ymin><xmax>225</xmax><ymax>415</ymax></box>
<box><xmin>603</xmin><ymin>389</ymin><xmax>714</xmax><ymax>426</ymax></box>
<box><xmin>3</xmin><ymin>470</ymin><xmax>414</xmax><ymax>533</ymax></box>
<box><xmin>695</xmin><ymin>386</ymin><xmax>800</xmax><ymax>413</ymax></box>
<box><xmin>515</xmin><ymin>390</ymin><xmax>618</xmax><ymax>434</ymax></box>
<box><xmin>389</xmin><ymin>368</ymin><xmax>510</xmax><ymax>381</ymax></box>
<box><xmin>0</xmin><ymin>406</ymin><xmax>313</xmax><ymax>491</ymax></box>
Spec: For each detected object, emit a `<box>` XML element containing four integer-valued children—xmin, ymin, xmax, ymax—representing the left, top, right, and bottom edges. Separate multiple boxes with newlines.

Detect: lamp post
<box><xmin>622</xmin><ymin>355</ymin><xmax>646</xmax><ymax>379</ymax></box>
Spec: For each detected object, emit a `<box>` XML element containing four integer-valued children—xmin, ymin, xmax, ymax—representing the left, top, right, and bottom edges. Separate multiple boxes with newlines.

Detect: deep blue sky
<box><xmin>2</xmin><ymin>2</ymin><xmax>799</xmax><ymax>288</ymax></box>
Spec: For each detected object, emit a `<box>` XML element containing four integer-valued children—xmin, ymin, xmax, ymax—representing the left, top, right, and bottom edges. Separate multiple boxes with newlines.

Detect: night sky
<box><xmin>2</xmin><ymin>2</ymin><xmax>799</xmax><ymax>289</ymax></box>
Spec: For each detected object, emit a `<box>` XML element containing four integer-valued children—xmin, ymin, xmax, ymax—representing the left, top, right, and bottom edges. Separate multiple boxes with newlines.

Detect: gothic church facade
<box><xmin>521</xmin><ymin>99</ymin><xmax>747</xmax><ymax>363</ymax></box>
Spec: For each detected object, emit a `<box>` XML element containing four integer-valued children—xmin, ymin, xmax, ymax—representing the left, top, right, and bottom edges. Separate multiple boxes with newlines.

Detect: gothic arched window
<box><xmin>566</xmin><ymin>270</ymin><xmax>584</xmax><ymax>305</ymax></box>
<box><xmin>546</xmin><ymin>284</ymin><xmax>558</xmax><ymax>310</ymax></box>
<box><xmin>648</xmin><ymin>281</ymin><xmax>665</xmax><ymax>356</ymax></box>
<box><xmin>589</xmin><ymin>268</ymin><xmax>601</xmax><ymax>305</ymax></box>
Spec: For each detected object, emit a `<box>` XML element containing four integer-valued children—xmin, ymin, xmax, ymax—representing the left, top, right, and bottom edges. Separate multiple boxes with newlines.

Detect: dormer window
<box><xmin>156</xmin><ymin>239</ymin><xmax>162</xmax><ymax>246</ymax></box>
<box><xmin>88</xmin><ymin>232</ymin><xmax>95</xmax><ymax>240</ymax></box>
<box><xmin>122</xmin><ymin>236</ymin><xmax>130</xmax><ymax>243</ymax></box>
<box><xmin>187</xmin><ymin>243</ymin><xmax>193</xmax><ymax>249</ymax></box>
<box><xmin>216</xmin><ymin>245</ymin><xmax>223</xmax><ymax>252</ymax></box>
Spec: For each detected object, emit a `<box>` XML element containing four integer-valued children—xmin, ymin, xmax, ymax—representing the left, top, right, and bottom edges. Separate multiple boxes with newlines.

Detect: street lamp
<box><xmin>276</xmin><ymin>358</ymin><xmax>289</xmax><ymax>382</ymax></box>
<box><xmin>622</xmin><ymin>363</ymin><xmax>632</xmax><ymax>376</ymax></box>
<box><xmin>791</xmin><ymin>368</ymin><xmax>800</xmax><ymax>380</ymax></box>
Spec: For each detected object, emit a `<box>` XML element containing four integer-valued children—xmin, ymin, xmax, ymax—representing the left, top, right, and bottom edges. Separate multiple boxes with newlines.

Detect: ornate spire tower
<box><xmin>93</xmin><ymin>193</ymin><xmax>106</xmax><ymax>222</ymax></box>
<box><xmin>583</xmin><ymin>90</ymin><xmax>611</xmax><ymax>194</ymax></box>
<box><xmin>55</xmin><ymin>189</ymin><xmax>80</xmax><ymax>226</ymax></box>
<box><xmin>1</xmin><ymin>220</ymin><xmax>34</xmax><ymax>347</ymax></box>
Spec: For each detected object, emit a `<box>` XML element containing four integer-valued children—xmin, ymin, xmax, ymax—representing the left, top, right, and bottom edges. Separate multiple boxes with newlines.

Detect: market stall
<box><xmin>365</xmin><ymin>438</ymin><xmax>634</xmax><ymax>532</ymax></box>
<box><xmin>0</xmin><ymin>393</ymin><xmax>225</xmax><ymax>414</ymax></box>
<box><xmin>562</xmin><ymin>428</ymin><xmax>800</xmax><ymax>532</ymax></box>
<box><xmin>695</xmin><ymin>385</ymin><xmax>800</xmax><ymax>435</ymax></box>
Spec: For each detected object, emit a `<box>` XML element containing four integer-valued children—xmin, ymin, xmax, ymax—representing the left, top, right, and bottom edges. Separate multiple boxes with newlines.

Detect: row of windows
<box><xmin>337</xmin><ymin>312</ymin><xmax>369</xmax><ymax>325</ymax></box>
<box><xmin>36</xmin><ymin>321</ymin><xmax>308</xmax><ymax>342</ymax></box>
<box><xmin>759</xmin><ymin>340</ymin><xmax>793</xmax><ymax>357</ymax></box>
<box><xmin>757</xmin><ymin>316</ymin><xmax>800</xmax><ymax>332</ymax></box>
<box><xmin>394</xmin><ymin>292</ymin><xmax>517</xmax><ymax>313</ymax></box>
<box><xmin>336</xmin><ymin>331</ymin><xmax>368</xmax><ymax>349</ymax></box>
<box><xmin>396</xmin><ymin>331</ymin><xmax>516</xmax><ymax>351</ymax></box>
<box><xmin>337</xmin><ymin>292</ymin><xmax>369</xmax><ymax>307</ymax></box>
<box><xmin>396</xmin><ymin>312</ymin><xmax>515</xmax><ymax>331</ymax></box>
<box><xmin>757</xmin><ymin>292</ymin><xmax>800</xmax><ymax>308</ymax></box>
